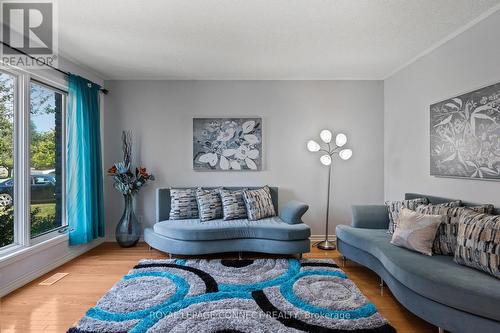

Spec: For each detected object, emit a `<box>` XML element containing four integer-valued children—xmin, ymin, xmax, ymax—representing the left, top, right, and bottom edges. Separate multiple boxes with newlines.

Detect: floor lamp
<box><xmin>307</xmin><ymin>130</ymin><xmax>352</xmax><ymax>250</ymax></box>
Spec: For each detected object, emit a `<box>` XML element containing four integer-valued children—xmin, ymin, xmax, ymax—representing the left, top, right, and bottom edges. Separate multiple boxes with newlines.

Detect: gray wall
<box><xmin>384</xmin><ymin>10</ymin><xmax>500</xmax><ymax>205</ymax></box>
<box><xmin>103</xmin><ymin>80</ymin><xmax>384</xmax><ymax>238</ymax></box>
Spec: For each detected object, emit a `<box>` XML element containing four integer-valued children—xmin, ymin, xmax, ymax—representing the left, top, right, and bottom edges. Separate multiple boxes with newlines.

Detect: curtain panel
<box><xmin>67</xmin><ymin>74</ymin><xmax>104</xmax><ymax>245</ymax></box>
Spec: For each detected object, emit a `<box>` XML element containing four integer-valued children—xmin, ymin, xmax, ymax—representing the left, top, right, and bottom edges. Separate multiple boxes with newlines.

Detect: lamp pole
<box><xmin>317</xmin><ymin>163</ymin><xmax>335</xmax><ymax>250</ymax></box>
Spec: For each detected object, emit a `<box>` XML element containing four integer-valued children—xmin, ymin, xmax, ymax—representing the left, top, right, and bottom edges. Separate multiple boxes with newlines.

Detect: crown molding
<box><xmin>383</xmin><ymin>3</ymin><xmax>500</xmax><ymax>80</ymax></box>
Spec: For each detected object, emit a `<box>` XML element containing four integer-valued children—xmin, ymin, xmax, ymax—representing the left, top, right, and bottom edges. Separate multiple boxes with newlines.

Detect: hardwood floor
<box><xmin>0</xmin><ymin>242</ymin><xmax>436</xmax><ymax>333</ymax></box>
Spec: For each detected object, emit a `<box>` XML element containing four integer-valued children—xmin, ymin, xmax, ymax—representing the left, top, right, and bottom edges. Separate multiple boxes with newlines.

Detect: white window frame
<box><xmin>29</xmin><ymin>77</ymin><xmax>67</xmax><ymax>245</ymax></box>
<box><xmin>0</xmin><ymin>66</ymin><xmax>24</xmax><ymax>256</ymax></box>
<box><xmin>0</xmin><ymin>65</ymin><xmax>68</xmax><ymax>257</ymax></box>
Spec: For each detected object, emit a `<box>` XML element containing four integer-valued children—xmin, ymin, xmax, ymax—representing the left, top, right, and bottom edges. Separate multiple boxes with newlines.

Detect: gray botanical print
<box><xmin>193</xmin><ymin>118</ymin><xmax>262</xmax><ymax>171</ymax></box>
<box><xmin>430</xmin><ymin>82</ymin><xmax>500</xmax><ymax>180</ymax></box>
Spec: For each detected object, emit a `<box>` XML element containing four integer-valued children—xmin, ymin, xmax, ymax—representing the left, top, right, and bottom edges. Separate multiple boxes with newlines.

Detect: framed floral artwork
<box><xmin>430</xmin><ymin>81</ymin><xmax>500</xmax><ymax>180</ymax></box>
<box><xmin>193</xmin><ymin>118</ymin><xmax>262</xmax><ymax>171</ymax></box>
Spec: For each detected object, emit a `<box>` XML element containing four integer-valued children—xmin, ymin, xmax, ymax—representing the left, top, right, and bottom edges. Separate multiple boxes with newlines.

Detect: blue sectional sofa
<box><xmin>144</xmin><ymin>187</ymin><xmax>311</xmax><ymax>256</ymax></box>
<box><xmin>336</xmin><ymin>193</ymin><xmax>500</xmax><ymax>333</ymax></box>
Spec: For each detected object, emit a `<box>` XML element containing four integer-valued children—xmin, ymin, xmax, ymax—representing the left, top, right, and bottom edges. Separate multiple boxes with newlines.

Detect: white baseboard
<box><xmin>0</xmin><ymin>238</ymin><xmax>104</xmax><ymax>298</ymax></box>
<box><xmin>104</xmin><ymin>235</ymin><xmax>144</xmax><ymax>242</ymax></box>
<box><xmin>309</xmin><ymin>234</ymin><xmax>336</xmax><ymax>242</ymax></box>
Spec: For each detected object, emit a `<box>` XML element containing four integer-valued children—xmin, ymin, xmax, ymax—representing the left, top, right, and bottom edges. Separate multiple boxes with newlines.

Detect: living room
<box><xmin>0</xmin><ymin>1</ymin><xmax>499</xmax><ymax>332</ymax></box>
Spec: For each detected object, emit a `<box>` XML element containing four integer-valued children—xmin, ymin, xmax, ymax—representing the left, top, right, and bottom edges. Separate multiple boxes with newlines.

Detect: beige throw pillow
<box><xmin>391</xmin><ymin>208</ymin><xmax>444</xmax><ymax>256</ymax></box>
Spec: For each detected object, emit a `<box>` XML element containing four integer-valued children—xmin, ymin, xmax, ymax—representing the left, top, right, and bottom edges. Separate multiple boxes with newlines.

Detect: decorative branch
<box><xmin>122</xmin><ymin>130</ymin><xmax>132</xmax><ymax>168</ymax></box>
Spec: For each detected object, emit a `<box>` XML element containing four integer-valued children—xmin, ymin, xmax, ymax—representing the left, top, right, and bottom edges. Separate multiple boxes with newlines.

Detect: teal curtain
<box><xmin>67</xmin><ymin>74</ymin><xmax>104</xmax><ymax>245</ymax></box>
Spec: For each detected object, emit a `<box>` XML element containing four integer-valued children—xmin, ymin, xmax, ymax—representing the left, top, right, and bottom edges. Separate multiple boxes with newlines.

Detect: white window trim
<box><xmin>0</xmin><ymin>233</ymin><xmax>68</xmax><ymax>267</ymax></box>
<box><xmin>0</xmin><ymin>64</ymin><xmax>68</xmax><ymax>258</ymax></box>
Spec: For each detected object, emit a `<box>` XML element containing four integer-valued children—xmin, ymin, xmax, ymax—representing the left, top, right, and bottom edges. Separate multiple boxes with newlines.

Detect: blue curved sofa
<box><xmin>336</xmin><ymin>193</ymin><xmax>500</xmax><ymax>333</ymax></box>
<box><xmin>144</xmin><ymin>187</ymin><xmax>311</xmax><ymax>256</ymax></box>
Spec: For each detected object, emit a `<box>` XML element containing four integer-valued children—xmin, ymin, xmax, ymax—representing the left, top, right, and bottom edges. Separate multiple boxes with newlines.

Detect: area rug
<box><xmin>68</xmin><ymin>258</ymin><xmax>396</xmax><ymax>333</ymax></box>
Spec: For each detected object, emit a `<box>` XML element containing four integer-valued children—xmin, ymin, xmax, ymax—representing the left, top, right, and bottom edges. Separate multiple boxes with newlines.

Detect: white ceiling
<box><xmin>58</xmin><ymin>0</ymin><xmax>500</xmax><ymax>80</ymax></box>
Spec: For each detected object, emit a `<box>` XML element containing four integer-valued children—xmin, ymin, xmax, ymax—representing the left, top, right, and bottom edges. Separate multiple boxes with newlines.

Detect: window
<box><xmin>0</xmin><ymin>71</ymin><xmax>16</xmax><ymax>249</ymax></box>
<box><xmin>0</xmin><ymin>69</ymin><xmax>66</xmax><ymax>253</ymax></box>
<box><xmin>30</xmin><ymin>82</ymin><xmax>64</xmax><ymax>238</ymax></box>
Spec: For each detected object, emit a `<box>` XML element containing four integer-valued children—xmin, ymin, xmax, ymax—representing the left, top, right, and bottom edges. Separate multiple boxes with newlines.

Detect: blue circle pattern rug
<box><xmin>68</xmin><ymin>258</ymin><xmax>396</xmax><ymax>332</ymax></box>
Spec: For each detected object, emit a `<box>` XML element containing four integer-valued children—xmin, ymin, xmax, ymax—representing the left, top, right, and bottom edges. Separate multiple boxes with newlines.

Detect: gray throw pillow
<box><xmin>242</xmin><ymin>186</ymin><xmax>276</xmax><ymax>221</ymax></box>
<box><xmin>385</xmin><ymin>197</ymin><xmax>429</xmax><ymax>234</ymax></box>
<box><xmin>169</xmin><ymin>188</ymin><xmax>198</xmax><ymax>220</ymax></box>
<box><xmin>416</xmin><ymin>204</ymin><xmax>492</xmax><ymax>255</ymax></box>
<box><xmin>195</xmin><ymin>188</ymin><xmax>223</xmax><ymax>222</ymax></box>
<box><xmin>454</xmin><ymin>212</ymin><xmax>500</xmax><ymax>279</ymax></box>
<box><xmin>391</xmin><ymin>208</ymin><xmax>444</xmax><ymax>256</ymax></box>
<box><xmin>220</xmin><ymin>189</ymin><xmax>247</xmax><ymax>220</ymax></box>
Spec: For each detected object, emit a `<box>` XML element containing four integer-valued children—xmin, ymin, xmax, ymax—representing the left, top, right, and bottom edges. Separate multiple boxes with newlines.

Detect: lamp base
<box><xmin>316</xmin><ymin>240</ymin><xmax>336</xmax><ymax>250</ymax></box>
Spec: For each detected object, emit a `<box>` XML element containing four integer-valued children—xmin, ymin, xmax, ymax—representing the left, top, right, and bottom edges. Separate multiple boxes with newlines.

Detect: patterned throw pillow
<box><xmin>169</xmin><ymin>188</ymin><xmax>198</xmax><ymax>220</ymax></box>
<box><xmin>220</xmin><ymin>189</ymin><xmax>247</xmax><ymax>220</ymax></box>
<box><xmin>390</xmin><ymin>208</ymin><xmax>444</xmax><ymax>256</ymax></box>
<box><xmin>195</xmin><ymin>188</ymin><xmax>223</xmax><ymax>222</ymax></box>
<box><xmin>242</xmin><ymin>186</ymin><xmax>276</xmax><ymax>221</ymax></box>
<box><xmin>385</xmin><ymin>198</ymin><xmax>429</xmax><ymax>234</ymax></box>
<box><xmin>454</xmin><ymin>212</ymin><xmax>500</xmax><ymax>279</ymax></box>
<box><xmin>417</xmin><ymin>204</ymin><xmax>495</xmax><ymax>255</ymax></box>
<box><xmin>434</xmin><ymin>200</ymin><xmax>462</xmax><ymax>208</ymax></box>
<box><xmin>471</xmin><ymin>204</ymin><xmax>495</xmax><ymax>214</ymax></box>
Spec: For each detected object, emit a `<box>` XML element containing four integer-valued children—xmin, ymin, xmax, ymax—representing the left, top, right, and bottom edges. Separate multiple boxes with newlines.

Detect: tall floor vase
<box><xmin>115</xmin><ymin>194</ymin><xmax>141</xmax><ymax>247</ymax></box>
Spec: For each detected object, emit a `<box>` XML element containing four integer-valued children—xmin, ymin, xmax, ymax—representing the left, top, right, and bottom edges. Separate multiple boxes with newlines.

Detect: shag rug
<box><xmin>68</xmin><ymin>258</ymin><xmax>396</xmax><ymax>333</ymax></box>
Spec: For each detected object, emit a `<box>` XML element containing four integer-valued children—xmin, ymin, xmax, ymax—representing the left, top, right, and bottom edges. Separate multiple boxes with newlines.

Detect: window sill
<box><xmin>0</xmin><ymin>234</ymin><xmax>69</xmax><ymax>268</ymax></box>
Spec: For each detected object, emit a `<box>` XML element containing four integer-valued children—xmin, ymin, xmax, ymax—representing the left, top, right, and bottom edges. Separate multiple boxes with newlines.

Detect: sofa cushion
<box><xmin>416</xmin><ymin>205</ymin><xmax>486</xmax><ymax>255</ymax></box>
<box><xmin>455</xmin><ymin>212</ymin><xmax>500</xmax><ymax>279</ymax></box>
<box><xmin>390</xmin><ymin>208</ymin><xmax>443</xmax><ymax>256</ymax></box>
<box><xmin>243</xmin><ymin>186</ymin><xmax>276</xmax><ymax>220</ymax></box>
<box><xmin>195</xmin><ymin>188</ymin><xmax>223</xmax><ymax>222</ymax></box>
<box><xmin>154</xmin><ymin>216</ymin><xmax>310</xmax><ymax>241</ymax></box>
<box><xmin>385</xmin><ymin>197</ymin><xmax>428</xmax><ymax>234</ymax></box>
<box><xmin>169</xmin><ymin>188</ymin><xmax>199</xmax><ymax>220</ymax></box>
<box><xmin>336</xmin><ymin>225</ymin><xmax>500</xmax><ymax>321</ymax></box>
<box><xmin>436</xmin><ymin>200</ymin><xmax>462</xmax><ymax>207</ymax></box>
<box><xmin>220</xmin><ymin>188</ymin><xmax>247</xmax><ymax>220</ymax></box>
